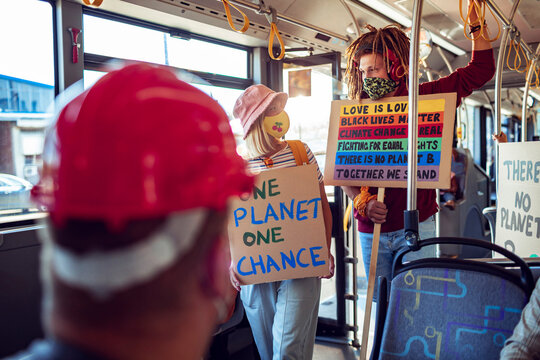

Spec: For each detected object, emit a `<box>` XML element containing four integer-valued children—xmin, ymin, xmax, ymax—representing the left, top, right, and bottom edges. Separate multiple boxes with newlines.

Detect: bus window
<box><xmin>83</xmin><ymin>14</ymin><xmax>249</xmax><ymax>79</ymax></box>
<box><xmin>83</xmin><ymin>14</ymin><xmax>167</xmax><ymax>65</ymax></box>
<box><xmin>83</xmin><ymin>69</ymin><xmax>106</xmax><ymax>90</ymax></box>
<box><xmin>82</xmin><ymin>12</ymin><xmax>250</xmax><ymax>141</ymax></box>
<box><xmin>283</xmin><ymin>64</ymin><xmax>334</xmax><ymax>174</ymax></box>
<box><xmin>0</xmin><ymin>0</ymin><xmax>54</xmax><ymax>220</ymax></box>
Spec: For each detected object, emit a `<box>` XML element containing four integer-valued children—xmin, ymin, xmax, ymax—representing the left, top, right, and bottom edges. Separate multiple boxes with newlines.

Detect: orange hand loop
<box><xmin>82</xmin><ymin>0</ymin><xmax>103</xmax><ymax>6</ymax></box>
<box><xmin>507</xmin><ymin>39</ymin><xmax>531</xmax><ymax>74</ymax></box>
<box><xmin>221</xmin><ymin>0</ymin><xmax>250</xmax><ymax>33</ymax></box>
<box><xmin>459</xmin><ymin>0</ymin><xmax>500</xmax><ymax>42</ymax></box>
<box><xmin>353</xmin><ymin>187</ymin><xmax>378</xmax><ymax>218</ymax></box>
<box><xmin>268</xmin><ymin>22</ymin><xmax>285</xmax><ymax>60</ymax></box>
<box><xmin>532</xmin><ymin>65</ymin><xmax>540</xmax><ymax>89</ymax></box>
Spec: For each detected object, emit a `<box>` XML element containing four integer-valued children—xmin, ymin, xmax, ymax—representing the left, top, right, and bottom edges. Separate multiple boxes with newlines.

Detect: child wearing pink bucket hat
<box><xmin>230</xmin><ymin>84</ymin><xmax>334</xmax><ymax>360</ymax></box>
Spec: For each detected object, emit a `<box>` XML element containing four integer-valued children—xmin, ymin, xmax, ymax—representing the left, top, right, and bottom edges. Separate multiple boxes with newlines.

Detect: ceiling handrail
<box><xmin>483</xmin><ymin>0</ymin><xmax>535</xmax><ymax>60</ymax></box>
<box><xmin>223</xmin><ymin>0</ymin><xmax>349</xmax><ymax>42</ymax></box>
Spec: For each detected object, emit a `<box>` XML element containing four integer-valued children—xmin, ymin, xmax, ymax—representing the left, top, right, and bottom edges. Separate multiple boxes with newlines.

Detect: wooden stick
<box><xmin>359</xmin><ymin>187</ymin><xmax>385</xmax><ymax>360</ymax></box>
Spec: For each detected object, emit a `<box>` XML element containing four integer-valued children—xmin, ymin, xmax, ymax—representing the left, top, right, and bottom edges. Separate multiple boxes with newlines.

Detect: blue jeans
<box><xmin>359</xmin><ymin>217</ymin><xmax>436</xmax><ymax>300</ymax></box>
<box><xmin>240</xmin><ymin>277</ymin><xmax>321</xmax><ymax>360</ymax></box>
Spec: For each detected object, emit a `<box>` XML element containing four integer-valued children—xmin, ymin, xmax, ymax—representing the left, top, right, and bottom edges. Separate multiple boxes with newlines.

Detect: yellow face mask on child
<box><xmin>263</xmin><ymin>111</ymin><xmax>290</xmax><ymax>138</ymax></box>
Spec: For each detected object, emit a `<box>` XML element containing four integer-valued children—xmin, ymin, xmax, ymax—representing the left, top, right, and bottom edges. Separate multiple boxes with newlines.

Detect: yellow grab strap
<box><xmin>82</xmin><ymin>0</ymin><xmax>103</xmax><ymax>6</ymax></box>
<box><xmin>533</xmin><ymin>65</ymin><xmax>540</xmax><ymax>89</ymax></box>
<box><xmin>459</xmin><ymin>0</ymin><xmax>500</xmax><ymax>42</ymax></box>
<box><xmin>268</xmin><ymin>22</ymin><xmax>285</xmax><ymax>60</ymax></box>
<box><xmin>221</xmin><ymin>0</ymin><xmax>250</xmax><ymax>33</ymax></box>
<box><xmin>507</xmin><ymin>39</ymin><xmax>531</xmax><ymax>74</ymax></box>
<box><xmin>287</xmin><ymin>140</ymin><xmax>309</xmax><ymax>166</ymax></box>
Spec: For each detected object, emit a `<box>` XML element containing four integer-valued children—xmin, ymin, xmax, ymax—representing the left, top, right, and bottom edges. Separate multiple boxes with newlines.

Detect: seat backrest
<box><xmin>451</xmin><ymin>148</ymin><xmax>468</xmax><ymax>200</ymax></box>
<box><xmin>375</xmin><ymin>237</ymin><xmax>534</xmax><ymax>360</ymax></box>
<box><xmin>482</xmin><ymin>206</ymin><xmax>497</xmax><ymax>242</ymax></box>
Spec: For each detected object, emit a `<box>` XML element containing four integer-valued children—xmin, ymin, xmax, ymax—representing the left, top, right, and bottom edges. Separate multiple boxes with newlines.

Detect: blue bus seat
<box><xmin>372</xmin><ymin>237</ymin><xmax>534</xmax><ymax>360</ymax></box>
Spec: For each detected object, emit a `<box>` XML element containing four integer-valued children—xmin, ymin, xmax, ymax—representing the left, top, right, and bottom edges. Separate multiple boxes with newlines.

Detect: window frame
<box><xmin>82</xmin><ymin>7</ymin><xmax>253</xmax><ymax>90</ymax></box>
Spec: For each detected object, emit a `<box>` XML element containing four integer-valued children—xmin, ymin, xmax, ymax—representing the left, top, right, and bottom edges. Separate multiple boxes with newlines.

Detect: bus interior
<box><xmin>1</xmin><ymin>0</ymin><xmax>540</xmax><ymax>359</ymax></box>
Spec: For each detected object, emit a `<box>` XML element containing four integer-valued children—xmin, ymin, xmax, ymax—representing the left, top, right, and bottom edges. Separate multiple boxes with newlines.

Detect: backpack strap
<box><xmin>287</xmin><ymin>140</ymin><xmax>309</xmax><ymax>166</ymax></box>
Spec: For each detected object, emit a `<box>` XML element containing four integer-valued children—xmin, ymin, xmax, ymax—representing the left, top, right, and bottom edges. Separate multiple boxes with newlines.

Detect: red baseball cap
<box><xmin>32</xmin><ymin>63</ymin><xmax>254</xmax><ymax>227</ymax></box>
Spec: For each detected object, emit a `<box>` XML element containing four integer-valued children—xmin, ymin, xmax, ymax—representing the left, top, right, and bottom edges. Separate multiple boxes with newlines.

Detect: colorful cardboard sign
<box><xmin>324</xmin><ymin>93</ymin><xmax>457</xmax><ymax>189</ymax></box>
<box><xmin>496</xmin><ymin>142</ymin><xmax>540</xmax><ymax>258</ymax></box>
<box><xmin>228</xmin><ymin>164</ymin><xmax>330</xmax><ymax>285</ymax></box>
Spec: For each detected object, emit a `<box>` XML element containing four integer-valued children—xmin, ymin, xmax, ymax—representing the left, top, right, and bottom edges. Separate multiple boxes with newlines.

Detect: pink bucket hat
<box><xmin>233</xmin><ymin>84</ymin><xmax>288</xmax><ymax>139</ymax></box>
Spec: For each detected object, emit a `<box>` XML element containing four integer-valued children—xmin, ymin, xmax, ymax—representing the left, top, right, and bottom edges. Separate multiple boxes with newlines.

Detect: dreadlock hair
<box><xmin>345</xmin><ymin>24</ymin><xmax>410</xmax><ymax>100</ymax></box>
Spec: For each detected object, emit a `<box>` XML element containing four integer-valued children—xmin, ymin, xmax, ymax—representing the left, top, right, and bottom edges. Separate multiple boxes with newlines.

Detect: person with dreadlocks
<box><xmin>342</xmin><ymin>1</ymin><xmax>495</xmax><ymax>298</ymax></box>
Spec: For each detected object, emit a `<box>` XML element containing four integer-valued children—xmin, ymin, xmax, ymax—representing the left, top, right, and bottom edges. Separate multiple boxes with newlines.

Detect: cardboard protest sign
<box><xmin>496</xmin><ymin>142</ymin><xmax>540</xmax><ymax>257</ymax></box>
<box><xmin>324</xmin><ymin>93</ymin><xmax>456</xmax><ymax>189</ymax></box>
<box><xmin>228</xmin><ymin>164</ymin><xmax>329</xmax><ymax>285</ymax></box>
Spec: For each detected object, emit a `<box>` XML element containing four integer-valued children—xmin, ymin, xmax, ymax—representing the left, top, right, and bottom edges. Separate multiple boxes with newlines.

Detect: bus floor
<box><xmin>207</xmin><ymin>275</ymin><xmax>373</xmax><ymax>360</ymax></box>
<box><xmin>314</xmin><ymin>274</ymin><xmax>374</xmax><ymax>360</ymax></box>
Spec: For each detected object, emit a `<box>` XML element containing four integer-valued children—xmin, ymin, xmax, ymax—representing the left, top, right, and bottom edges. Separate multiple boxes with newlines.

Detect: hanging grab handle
<box><xmin>82</xmin><ymin>0</ymin><xmax>103</xmax><ymax>6</ymax></box>
<box><xmin>533</xmin><ymin>65</ymin><xmax>540</xmax><ymax>89</ymax></box>
<box><xmin>459</xmin><ymin>0</ymin><xmax>500</xmax><ymax>42</ymax></box>
<box><xmin>506</xmin><ymin>30</ymin><xmax>531</xmax><ymax>74</ymax></box>
<box><xmin>265</xmin><ymin>7</ymin><xmax>285</xmax><ymax>60</ymax></box>
<box><xmin>268</xmin><ymin>22</ymin><xmax>285</xmax><ymax>60</ymax></box>
<box><xmin>221</xmin><ymin>0</ymin><xmax>250</xmax><ymax>33</ymax></box>
<box><xmin>506</xmin><ymin>40</ymin><xmax>529</xmax><ymax>73</ymax></box>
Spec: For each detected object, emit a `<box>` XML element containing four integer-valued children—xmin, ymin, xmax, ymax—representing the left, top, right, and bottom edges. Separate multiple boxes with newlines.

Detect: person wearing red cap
<box><xmin>342</xmin><ymin>2</ymin><xmax>495</xmax><ymax>300</ymax></box>
<box><xmin>230</xmin><ymin>84</ymin><xmax>334</xmax><ymax>360</ymax></box>
<box><xmin>8</xmin><ymin>63</ymin><xmax>253</xmax><ymax>360</ymax></box>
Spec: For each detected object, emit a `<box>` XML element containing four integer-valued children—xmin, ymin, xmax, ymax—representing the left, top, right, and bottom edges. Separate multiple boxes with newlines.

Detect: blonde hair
<box><xmin>345</xmin><ymin>24</ymin><xmax>410</xmax><ymax>100</ymax></box>
<box><xmin>244</xmin><ymin>115</ymin><xmax>283</xmax><ymax>159</ymax></box>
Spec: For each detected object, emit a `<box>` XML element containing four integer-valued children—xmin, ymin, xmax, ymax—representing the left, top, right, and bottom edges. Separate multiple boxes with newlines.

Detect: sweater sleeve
<box><xmin>500</xmin><ymin>279</ymin><xmax>540</xmax><ymax>359</ymax></box>
<box><xmin>419</xmin><ymin>49</ymin><xmax>495</xmax><ymax>107</ymax></box>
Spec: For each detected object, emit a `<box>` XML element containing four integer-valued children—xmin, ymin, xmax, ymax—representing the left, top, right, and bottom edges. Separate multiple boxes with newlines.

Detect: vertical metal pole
<box><xmin>487</xmin><ymin>0</ymin><xmax>522</xmax><ymax>135</ymax></box>
<box><xmin>521</xmin><ymin>45</ymin><xmax>540</xmax><ymax>142</ymax></box>
<box><xmin>489</xmin><ymin>0</ymin><xmax>521</xmax><ymax>198</ymax></box>
<box><xmin>333</xmin><ymin>187</ymin><xmax>347</xmax><ymax>336</ymax></box>
<box><xmin>350</xmin><ymin>199</ymin><xmax>359</xmax><ymax>348</ymax></box>
<box><xmin>485</xmin><ymin>0</ymin><xmax>517</xmax><ymax>128</ymax></box>
<box><xmin>404</xmin><ymin>0</ymin><xmax>423</xmax><ymax>249</ymax></box>
<box><xmin>407</xmin><ymin>0</ymin><xmax>422</xmax><ymax>211</ymax></box>
<box><xmin>494</xmin><ymin>29</ymin><xmax>510</xmax><ymax>137</ymax></box>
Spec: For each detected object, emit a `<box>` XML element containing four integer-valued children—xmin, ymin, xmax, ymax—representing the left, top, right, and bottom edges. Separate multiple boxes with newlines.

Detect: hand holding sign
<box><xmin>366</xmin><ymin>200</ymin><xmax>388</xmax><ymax>223</ymax></box>
<box><xmin>319</xmin><ymin>253</ymin><xmax>335</xmax><ymax>279</ymax></box>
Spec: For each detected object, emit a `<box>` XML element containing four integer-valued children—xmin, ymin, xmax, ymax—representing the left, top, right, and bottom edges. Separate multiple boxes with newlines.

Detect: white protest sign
<box><xmin>496</xmin><ymin>142</ymin><xmax>540</xmax><ymax>257</ymax></box>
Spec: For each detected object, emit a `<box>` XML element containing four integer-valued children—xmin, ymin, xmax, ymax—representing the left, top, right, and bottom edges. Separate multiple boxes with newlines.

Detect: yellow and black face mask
<box><xmin>263</xmin><ymin>111</ymin><xmax>290</xmax><ymax>138</ymax></box>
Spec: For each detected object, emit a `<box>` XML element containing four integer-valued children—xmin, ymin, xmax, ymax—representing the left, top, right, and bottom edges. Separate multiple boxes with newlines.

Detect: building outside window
<box><xmin>0</xmin><ymin>0</ymin><xmax>54</xmax><ymax>217</ymax></box>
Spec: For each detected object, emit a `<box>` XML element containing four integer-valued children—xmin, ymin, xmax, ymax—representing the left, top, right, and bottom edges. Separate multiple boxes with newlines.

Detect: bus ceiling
<box><xmin>80</xmin><ymin>0</ymin><xmax>538</xmax><ymax>87</ymax></box>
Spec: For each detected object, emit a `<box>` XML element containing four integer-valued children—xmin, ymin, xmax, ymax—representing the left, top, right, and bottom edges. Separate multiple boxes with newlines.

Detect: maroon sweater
<box><xmin>356</xmin><ymin>48</ymin><xmax>495</xmax><ymax>233</ymax></box>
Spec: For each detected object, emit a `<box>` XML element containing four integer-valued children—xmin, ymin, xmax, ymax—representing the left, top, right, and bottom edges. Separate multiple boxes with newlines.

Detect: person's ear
<box><xmin>199</xmin><ymin>231</ymin><xmax>237</xmax><ymax>324</ymax></box>
<box><xmin>201</xmin><ymin>234</ymin><xmax>232</xmax><ymax>299</ymax></box>
<box><xmin>197</xmin><ymin>212</ymin><xmax>235</xmax><ymax>303</ymax></box>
